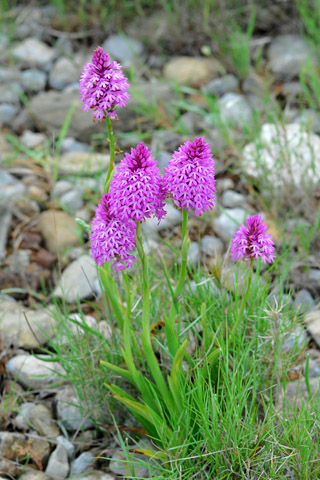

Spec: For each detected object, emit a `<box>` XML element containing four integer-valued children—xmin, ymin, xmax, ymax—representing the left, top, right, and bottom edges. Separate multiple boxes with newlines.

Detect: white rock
<box><xmin>12</xmin><ymin>38</ymin><xmax>57</xmax><ymax>71</ymax></box>
<box><xmin>212</xmin><ymin>208</ymin><xmax>249</xmax><ymax>240</ymax></box>
<box><xmin>6</xmin><ymin>354</ymin><xmax>66</xmax><ymax>389</ymax></box>
<box><xmin>45</xmin><ymin>444</ymin><xmax>69</xmax><ymax>478</ymax></box>
<box><xmin>0</xmin><ymin>301</ymin><xmax>57</xmax><ymax>349</ymax></box>
<box><xmin>243</xmin><ymin>123</ymin><xmax>320</xmax><ymax>188</ymax></box>
<box><xmin>54</xmin><ymin>255</ymin><xmax>98</xmax><ymax>303</ymax></box>
<box><xmin>144</xmin><ymin>203</ymin><xmax>181</xmax><ymax>232</ymax></box>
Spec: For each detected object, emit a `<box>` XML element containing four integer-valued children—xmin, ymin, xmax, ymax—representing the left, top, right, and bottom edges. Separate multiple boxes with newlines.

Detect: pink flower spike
<box><xmin>163</xmin><ymin>137</ymin><xmax>216</xmax><ymax>216</ymax></box>
<box><xmin>79</xmin><ymin>46</ymin><xmax>131</xmax><ymax>121</ymax></box>
<box><xmin>90</xmin><ymin>193</ymin><xmax>137</xmax><ymax>272</ymax></box>
<box><xmin>109</xmin><ymin>142</ymin><xmax>166</xmax><ymax>223</ymax></box>
<box><xmin>230</xmin><ymin>214</ymin><xmax>275</xmax><ymax>264</ymax></box>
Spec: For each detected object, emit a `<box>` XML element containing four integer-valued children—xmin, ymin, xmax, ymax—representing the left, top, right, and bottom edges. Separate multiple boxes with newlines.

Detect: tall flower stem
<box><xmin>229</xmin><ymin>259</ymin><xmax>254</xmax><ymax>345</ymax></box>
<box><xmin>104</xmin><ymin>116</ymin><xmax>115</xmax><ymax>192</ymax></box>
<box><xmin>166</xmin><ymin>209</ymin><xmax>190</xmax><ymax>357</ymax></box>
<box><xmin>135</xmin><ymin>222</ymin><xmax>173</xmax><ymax>409</ymax></box>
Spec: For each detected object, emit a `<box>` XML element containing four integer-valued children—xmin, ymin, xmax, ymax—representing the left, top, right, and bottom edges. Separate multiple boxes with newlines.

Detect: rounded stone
<box><xmin>21</xmin><ymin>69</ymin><xmax>46</xmax><ymax>92</ymax></box>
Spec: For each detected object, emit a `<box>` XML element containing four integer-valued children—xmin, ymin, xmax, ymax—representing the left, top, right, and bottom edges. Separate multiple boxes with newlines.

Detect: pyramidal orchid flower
<box><xmin>90</xmin><ymin>193</ymin><xmax>137</xmax><ymax>272</ymax></box>
<box><xmin>109</xmin><ymin>142</ymin><xmax>166</xmax><ymax>223</ymax></box>
<box><xmin>230</xmin><ymin>214</ymin><xmax>275</xmax><ymax>264</ymax></box>
<box><xmin>79</xmin><ymin>46</ymin><xmax>131</xmax><ymax>121</ymax></box>
<box><xmin>163</xmin><ymin>137</ymin><xmax>216</xmax><ymax>216</ymax></box>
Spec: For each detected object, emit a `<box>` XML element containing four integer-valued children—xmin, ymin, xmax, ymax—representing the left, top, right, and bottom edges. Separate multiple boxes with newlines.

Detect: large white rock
<box><xmin>53</xmin><ymin>255</ymin><xmax>98</xmax><ymax>303</ymax></box>
<box><xmin>243</xmin><ymin>123</ymin><xmax>320</xmax><ymax>188</ymax></box>
<box><xmin>0</xmin><ymin>301</ymin><xmax>56</xmax><ymax>349</ymax></box>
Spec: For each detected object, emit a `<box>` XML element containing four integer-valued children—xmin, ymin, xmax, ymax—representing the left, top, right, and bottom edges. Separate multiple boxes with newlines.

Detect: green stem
<box><xmin>229</xmin><ymin>260</ymin><xmax>254</xmax><ymax>344</ymax></box>
<box><xmin>104</xmin><ymin>116</ymin><xmax>115</xmax><ymax>192</ymax></box>
<box><xmin>166</xmin><ymin>209</ymin><xmax>190</xmax><ymax>357</ymax></box>
<box><xmin>136</xmin><ymin>222</ymin><xmax>173</xmax><ymax>409</ymax></box>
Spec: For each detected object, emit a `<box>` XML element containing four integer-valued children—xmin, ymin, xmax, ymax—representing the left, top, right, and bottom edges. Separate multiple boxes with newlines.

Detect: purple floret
<box><xmin>230</xmin><ymin>214</ymin><xmax>275</xmax><ymax>264</ymax></box>
<box><xmin>90</xmin><ymin>193</ymin><xmax>137</xmax><ymax>272</ymax></box>
<box><xmin>163</xmin><ymin>137</ymin><xmax>216</xmax><ymax>216</ymax></box>
<box><xmin>79</xmin><ymin>46</ymin><xmax>131</xmax><ymax>121</ymax></box>
<box><xmin>109</xmin><ymin>142</ymin><xmax>166</xmax><ymax>223</ymax></box>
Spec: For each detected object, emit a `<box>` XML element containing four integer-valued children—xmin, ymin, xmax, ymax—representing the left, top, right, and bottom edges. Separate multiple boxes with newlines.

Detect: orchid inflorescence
<box><xmin>80</xmin><ymin>46</ymin><xmax>275</xmax><ymax>271</ymax></box>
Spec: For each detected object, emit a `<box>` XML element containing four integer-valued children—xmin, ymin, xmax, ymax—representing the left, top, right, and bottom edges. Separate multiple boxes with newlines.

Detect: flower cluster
<box><xmin>163</xmin><ymin>137</ymin><xmax>216</xmax><ymax>216</ymax></box>
<box><xmin>90</xmin><ymin>194</ymin><xmax>137</xmax><ymax>272</ymax></box>
<box><xmin>230</xmin><ymin>215</ymin><xmax>275</xmax><ymax>264</ymax></box>
<box><xmin>109</xmin><ymin>143</ymin><xmax>166</xmax><ymax>223</ymax></box>
<box><xmin>79</xmin><ymin>46</ymin><xmax>131</xmax><ymax>121</ymax></box>
<box><xmin>82</xmin><ymin>47</ymin><xmax>274</xmax><ymax>271</ymax></box>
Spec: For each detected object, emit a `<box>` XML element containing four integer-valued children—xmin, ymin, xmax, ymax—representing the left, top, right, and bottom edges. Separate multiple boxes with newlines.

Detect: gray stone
<box><xmin>292</xmin><ymin>109</ymin><xmax>320</xmax><ymax>134</ymax></box>
<box><xmin>0</xmin><ymin>431</ymin><xmax>50</xmax><ymax>465</ymax></box>
<box><xmin>45</xmin><ymin>444</ymin><xmax>69</xmax><ymax>478</ymax></box>
<box><xmin>102</xmin><ymin>34</ymin><xmax>144</xmax><ymax>67</ymax></box>
<box><xmin>15</xmin><ymin>402</ymin><xmax>59</xmax><ymax>437</ymax></box>
<box><xmin>220</xmin><ymin>190</ymin><xmax>247</xmax><ymax>208</ymax></box>
<box><xmin>37</xmin><ymin>210</ymin><xmax>80</xmax><ymax>253</ymax></box>
<box><xmin>157</xmin><ymin>151</ymin><xmax>171</xmax><ymax>170</ymax></box>
<box><xmin>200</xmin><ymin>236</ymin><xmax>223</xmax><ymax>257</ymax></box>
<box><xmin>56</xmin><ymin>436</ymin><xmax>75</xmax><ymax>460</ymax></box>
<box><xmin>7</xmin><ymin>250</ymin><xmax>30</xmax><ymax>274</ymax></box>
<box><xmin>13</xmin><ymin>402</ymin><xmax>35</xmax><ymax>430</ymax></box>
<box><xmin>218</xmin><ymin>93</ymin><xmax>253</xmax><ymax>127</ymax></box>
<box><xmin>132</xmin><ymin>80</ymin><xmax>178</xmax><ymax>105</ymax></box>
<box><xmin>59</xmin><ymin>189</ymin><xmax>84</xmax><ymax>212</ymax></box>
<box><xmin>187</xmin><ymin>242</ymin><xmax>200</xmax><ymax>267</ymax></box>
<box><xmin>70</xmin><ymin>452</ymin><xmax>95</xmax><ymax>476</ymax></box>
<box><xmin>243</xmin><ymin>123</ymin><xmax>320</xmax><ymax>189</ymax></box>
<box><xmin>109</xmin><ymin>448</ymin><xmax>150</xmax><ymax>478</ymax></box>
<box><xmin>305</xmin><ymin>306</ymin><xmax>320</xmax><ymax>347</ymax></box>
<box><xmin>308</xmin><ymin>269</ymin><xmax>320</xmax><ymax>284</ymax></box>
<box><xmin>20</xmin><ymin>130</ymin><xmax>46</xmax><ymax>149</ymax></box>
<box><xmin>0</xmin><ymin>83</ymin><xmax>22</xmax><ymax>105</ymax></box>
<box><xmin>216</xmin><ymin>178</ymin><xmax>235</xmax><ymax>194</ymax></box>
<box><xmin>12</xmin><ymin>38</ymin><xmax>57</xmax><ymax>71</ymax></box>
<box><xmin>0</xmin><ymin>171</ymin><xmax>26</xmax><ymax>208</ymax></box>
<box><xmin>303</xmin><ymin>351</ymin><xmax>320</xmax><ymax>378</ymax></box>
<box><xmin>164</xmin><ymin>56</ymin><xmax>225</xmax><ymax>86</ymax></box>
<box><xmin>49</xmin><ymin>57</ymin><xmax>80</xmax><ymax>90</ymax></box>
<box><xmin>0</xmin><ymin>67</ymin><xmax>21</xmax><ymax>84</ymax></box>
<box><xmin>179</xmin><ymin>112</ymin><xmax>203</xmax><ymax>134</ymax></box>
<box><xmin>0</xmin><ymin>210</ymin><xmax>12</xmax><ymax>259</ymax></box>
<box><xmin>52</xmin><ymin>180</ymin><xmax>73</xmax><ymax>198</ymax></box>
<box><xmin>29</xmin><ymin>404</ymin><xmax>60</xmax><ymax>438</ymax></box>
<box><xmin>202</xmin><ymin>74</ymin><xmax>239</xmax><ymax>96</ymax></box>
<box><xmin>212</xmin><ymin>208</ymin><xmax>249</xmax><ymax>240</ymax></box>
<box><xmin>6</xmin><ymin>354</ymin><xmax>66</xmax><ymax>389</ymax></box>
<box><xmin>282</xmin><ymin>82</ymin><xmax>304</xmax><ymax>98</ymax></box>
<box><xmin>28</xmin><ymin>90</ymin><xmax>135</xmax><ymax>141</ymax></box>
<box><xmin>56</xmin><ymin>386</ymin><xmax>94</xmax><ymax>431</ymax></box>
<box><xmin>21</xmin><ymin>69</ymin><xmax>46</xmax><ymax>92</ymax></box>
<box><xmin>282</xmin><ymin>325</ymin><xmax>308</xmax><ymax>352</ymax></box>
<box><xmin>0</xmin><ymin>104</ymin><xmax>19</xmax><ymax>126</ymax></box>
<box><xmin>144</xmin><ymin>203</ymin><xmax>182</xmax><ymax>233</ymax></box>
<box><xmin>0</xmin><ymin>302</ymin><xmax>56</xmax><ymax>349</ymax></box>
<box><xmin>0</xmin><ymin>35</ymin><xmax>8</xmax><ymax>52</ymax></box>
<box><xmin>268</xmin><ymin>35</ymin><xmax>311</xmax><ymax>79</ymax></box>
<box><xmin>60</xmin><ymin>137</ymin><xmax>90</xmax><ymax>154</ymax></box>
<box><xmin>69</xmin><ymin>472</ymin><xmax>115</xmax><ymax>480</ymax></box>
<box><xmin>53</xmin><ymin>255</ymin><xmax>98</xmax><ymax>303</ymax></box>
<box><xmin>57</xmin><ymin>313</ymin><xmax>97</xmax><ymax>345</ymax></box>
<box><xmin>18</xmin><ymin>472</ymin><xmax>51</xmax><ymax>480</ymax></box>
<box><xmin>58</xmin><ymin>151</ymin><xmax>109</xmax><ymax>175</ymax></box>
<box><xmin>284</xmin><ymin>377</ymin><xmax>320</xmax><ymax>409</ymax></box>
<box><xmin>242</xmin><ymin>72</ymin><xmax>266</xmax><ymax>95</ymax></box>
<box><xmin>293</xmin><ymin>289</ymin><xmax>315</xmax><ymax>313</ymax></box>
